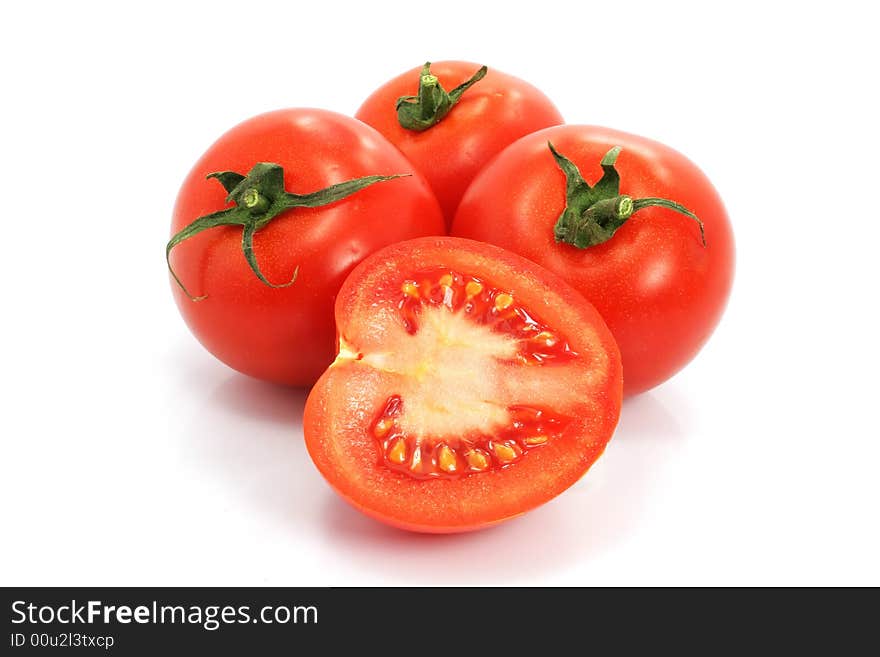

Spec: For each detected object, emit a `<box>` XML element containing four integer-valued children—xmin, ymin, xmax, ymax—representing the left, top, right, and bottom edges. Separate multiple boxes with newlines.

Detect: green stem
<box><xmin>167</xmin><ymin>163</ymin><xmax>408</xmax><ymax>301</ymax></box>
<box><xmin>632</xmin><ymin>198</ymin><xmax>705</xmax><ymax>246</ymax></box>
<box><xmin>549</xmin><ymin>143</ymin><xmax>706</xmax><ymax>249</ymax></box>
<box><xmin>396</xmin><ymin>62</ymin><xmax>487</xmax><ymax>131</ymax></box>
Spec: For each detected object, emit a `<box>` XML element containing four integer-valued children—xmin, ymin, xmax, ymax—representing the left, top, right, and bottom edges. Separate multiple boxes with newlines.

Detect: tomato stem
<box><xmin>243</xmin><ymin>188</ymin><xmax>270</xmax><ymax>213</ymax></box>
<box><xmin>167</xmin><ymin>163</ymin><xmax>408</xmax><ymax>301</ymax></box>
<box><xmin>549</xmin><ymin>143</ymin><xmax>706</xmax><ymax>249</ymax></box>
<box><xmin>396</xmin><ymin>62</ymin><xmax>487</xmax><ymax>131</ymax></box>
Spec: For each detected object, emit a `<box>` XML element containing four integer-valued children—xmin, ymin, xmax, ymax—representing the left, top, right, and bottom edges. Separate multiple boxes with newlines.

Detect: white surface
<box><xmin>2</xmin><ymin>1</ymin><xmax>878</xmax><ymax>586</ymax></box>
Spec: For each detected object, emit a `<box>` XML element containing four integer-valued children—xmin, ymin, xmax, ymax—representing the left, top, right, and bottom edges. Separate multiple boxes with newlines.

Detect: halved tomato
<box><xmin>303</xmin><ymin>237</ymin><xmax>622</xmax><ymax>532</ymax></box>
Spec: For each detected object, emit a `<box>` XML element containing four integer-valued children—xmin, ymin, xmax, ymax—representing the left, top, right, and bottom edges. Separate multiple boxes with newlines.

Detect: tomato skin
<box><xmin>355</xmin><ymin>61</ymin><xmax>564</xmax><ymax>226</ymax></box>
<box><xmin>304</xmin><ymin>237</ymin><xmax>622</xmax><ymax>533</ymax></box>
<box><xmin>170</xmin><ymin>109</ymin><xmax>444</xmax><ymax>386</ymax></box>
<box><xmin>451</xmin><ymin>125</ymin><xmax>735</xmax><ymax>396</ymax></box>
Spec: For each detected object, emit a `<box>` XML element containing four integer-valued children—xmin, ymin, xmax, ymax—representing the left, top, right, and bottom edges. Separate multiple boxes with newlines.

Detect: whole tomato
<box><xmin>356</xmin><ymin>61</ymin><xmax>563</xmax><ymax>226</ymax></box>
<box><xmin>168</xmin><ymin>108</ymin><xmax>444</xmax><ymax>386</ymax></box>
<box><xmin>451</xmin><ymin>125</ymin><xmax>735</xmax><ymax>396</ymax></box>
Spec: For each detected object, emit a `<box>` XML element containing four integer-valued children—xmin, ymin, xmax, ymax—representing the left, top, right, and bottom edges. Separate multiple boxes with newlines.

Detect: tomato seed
<box><xmin>437</xmin><ymin>445</ymin><xmax>458</xmax><ymax>473</ymax></box>
<box><xmin>493</xmin><ymin>293</ymin><xmax>514</xmax><ymax>311</ymax></box>
<box><xmin>492</xmin><ymin>441</ymin><xmax>518</xmax><ymax>463</ymax></box>
<box><xmin>374</xmin><ymin>418</ymin><xmax>394</xmax><ymax>438</ymax></box>
<box><xmin>388</xmin><ymin>438</ymin><xmax>408</xmax><ymax>465</ymax></box>
<box><xmin>466</xmin><ymin>449</ymin><xmax>490</xmax><ymax>471</ymax></box>
<box><xmin>402</xmin><ymin>281</ymin><xmax>420</xmax><ymax>298</ymax></box>
<box><xmin>465</xmin><ymin>280</ymin><xmax>483</xmax><ymax>298</ymax></box>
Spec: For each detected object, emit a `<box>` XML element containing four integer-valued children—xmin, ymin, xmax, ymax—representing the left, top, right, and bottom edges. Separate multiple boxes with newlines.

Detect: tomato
<box><xmin>168</xmin><ymin>109</ymin><xmax>444</xmax><ymax>385</ymax></box>
<box><xmin>451</xmin><ymin>125</ymin><xmax>735</xmax><ymax>396</ymax></box>
<box><xmin>355</xmin><ymin>61</ymin><xmax>563</xmax><ymax>227</ymax></box>
<box><xmin>303</xmin><ymin>236</ymin><xmax>622</xmax><ymax>532</ymax></box>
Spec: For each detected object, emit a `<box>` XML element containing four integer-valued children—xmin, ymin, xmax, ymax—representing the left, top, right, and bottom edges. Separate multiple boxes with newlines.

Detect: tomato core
<box><xmin>356</xmin><ymin>268</ymin><xmax>577</xmax><ymax>480</ymax></box>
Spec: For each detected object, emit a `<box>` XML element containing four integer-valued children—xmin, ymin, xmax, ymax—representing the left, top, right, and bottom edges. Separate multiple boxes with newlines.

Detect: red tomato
<box><xmin>451</xmin><ymin>125</ymin><xmax>735</xmax><ymax>396</ymax></box>
<box><xmin>169</xmin><ymin>109</ymin><xmax>444</xmax><ymax>386</ymax></box>
<box><xmin>304</xmin><ymin>237</ymin><xmax>622</xmax><ymax>532</ymax></box>
<box><xmin>355</xmin><ymin>61</ymin><xmax>563</xmax><ymax>226</ymax></box>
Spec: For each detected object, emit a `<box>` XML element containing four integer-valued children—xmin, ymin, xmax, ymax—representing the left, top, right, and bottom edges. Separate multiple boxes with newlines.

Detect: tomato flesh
<box><xmin>304</xmin><ymin>237</ymin><xmax>623</xmax><ymax>533</ymax></box>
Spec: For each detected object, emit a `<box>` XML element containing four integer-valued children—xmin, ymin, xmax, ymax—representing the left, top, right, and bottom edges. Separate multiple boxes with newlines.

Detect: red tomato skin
<box><xmin>451</xmin><ymin>125</ymin><xmax>735</xmax><ymax>396</ymax></box>
<box><xmin>355</xmin><ymin>61</ymin><xmax>564</xmax><ymax>226</ymax></box>
<box><xmin>170</xmin><ymin>109</ymin><xmax>444</xmax><ymax>386</ymax></box>
<box><xmin>304</xmin><ymin>237</ymin><xmax>622</xmax><ymax>533</ymax></box>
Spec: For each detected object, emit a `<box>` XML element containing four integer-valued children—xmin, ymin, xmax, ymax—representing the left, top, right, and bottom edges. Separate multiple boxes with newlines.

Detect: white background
<box><xmin>2</xmin><ymin>1</ymin><xmax>878</xmax><ymax>586</ymax></box>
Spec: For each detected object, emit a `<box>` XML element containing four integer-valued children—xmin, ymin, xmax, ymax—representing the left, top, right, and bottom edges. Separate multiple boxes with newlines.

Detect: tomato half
<box><xmin>451</xmin><ymin>125</ymin><xmax>735</xmax><ymax>396</ymax></box>
<box><xmin>169</xmin><ymin>109</ymin><xmax>444</xmax><ymax>386</ymax></box>
<box><xmin>355</xmin><ymin>61</ymin><xmax>563</xmax><ymax>226</ymax></box>
<box><xmin>304</xmin><ymin>237</ymin><xmax>622</xmax><ymax>532</ymax></box>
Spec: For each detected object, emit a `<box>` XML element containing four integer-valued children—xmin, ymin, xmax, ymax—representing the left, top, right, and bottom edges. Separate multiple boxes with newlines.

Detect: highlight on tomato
<box><xmin>451</xmin><ymin>125</ymin><xmax>735</xmax><ymax>396</ymax></box>
<box><xmin>356</xmin><ymin>61</ymin><xmax>564</xmax><ymax>226</ymax></box>
<box><xmin>167</xmin><ymin>108</ymin><xmax>444</xmax><ymax>386</ymax></box>
<box><xmin>303</xmin><ymin>237</ymin><xmax>623</xmax><ymax>532</ymax></box>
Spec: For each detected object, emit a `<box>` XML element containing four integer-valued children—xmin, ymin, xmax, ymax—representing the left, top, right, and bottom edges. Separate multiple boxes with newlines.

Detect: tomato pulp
<box><xmin>356</xmin><ymin>61</ymin><xmax>563</xmax><ymax>226</ymax></box>
<box><xmin>169</xmin><ymin>109</ymin><xmax>444</xmax><ymax>385</ymax></box>
<box><xmin>304</xmin><ymin>237</ymin><xmax>622</xmax><ymax>532</ymax></box>
<box><xmin>452</xmin><ymin>125</ymin><xmax>735</xmax><ymax>396</ymax></box>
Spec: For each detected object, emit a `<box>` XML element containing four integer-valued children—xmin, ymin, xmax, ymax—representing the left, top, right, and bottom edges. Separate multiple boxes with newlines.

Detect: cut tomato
<box><xmin>303</xmin><ymin>237</ymin><xmax>623</xmax><ymax>532</ymax></box>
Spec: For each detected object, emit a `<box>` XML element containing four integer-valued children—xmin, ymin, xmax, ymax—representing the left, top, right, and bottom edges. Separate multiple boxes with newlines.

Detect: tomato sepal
<box><xmin>549</xmin><ymin>143</ymin><xmax>705</xmax><ymax>249</ymax></box>
<box><xmin>395</xmin><ymin>62</ymin><xmax>487</xmax><ymax>131</ymax></box>
<box><xmin>166</xmin><ymin>162</ymin><xmax>408</xmax><ymax>301</ymax></box>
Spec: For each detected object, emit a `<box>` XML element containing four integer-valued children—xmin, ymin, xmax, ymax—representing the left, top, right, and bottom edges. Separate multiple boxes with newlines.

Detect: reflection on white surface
<box><xmin>179</xmin><ymin>367</ymin><xmax>686</xmax><ymax>585</ymax></box>
<box><xmin>313</xmin><ymin>392</ymin><xmax>686</xmax><ymax>584</ymax></box>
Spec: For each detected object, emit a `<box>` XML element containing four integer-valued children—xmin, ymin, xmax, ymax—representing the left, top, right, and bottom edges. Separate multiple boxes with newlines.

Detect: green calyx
<box><xmin>549</xmin><ymin>143</ymin><xmax>705</xmax><ymax>249</ymax></box>
<box><xmin>396</xmin><ymin>62</ymin><xmax>488</xmax><ymax>131</ymax></box>
<box><xmin>166</xmin><ymin>163</ymin><xmax>406</xmax><ymax>301</ymax></box>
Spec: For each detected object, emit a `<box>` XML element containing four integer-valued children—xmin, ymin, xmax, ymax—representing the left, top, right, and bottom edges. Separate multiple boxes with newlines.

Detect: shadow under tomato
<box><xmin>178</xmin><ymin>373</ymin><xmax>319</xmax><ymax>527</ymax></box>
<box><xmin>317</xmin><ymin>390</ymin><xmax>687</xmax><ymax>584</ymax></box>
<box><xmin>209</xmin><ymin>374</ymin><xmax>310</xmax><ymax>426</ymax></box>
<box><xmin>178</xmin><ymin>359</ymin><xmax>689</xmax><ymax>583</ymax></box>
